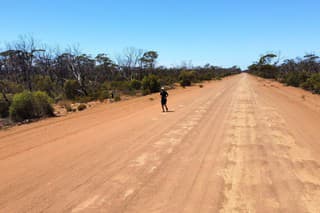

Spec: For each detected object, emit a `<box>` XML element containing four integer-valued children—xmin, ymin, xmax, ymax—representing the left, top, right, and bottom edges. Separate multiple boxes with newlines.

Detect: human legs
<box><xmin>161</xmin><ymin>99</ymin><xmax>168</xmax><ymax>112</ymax></box>
<box><xmin>164</xmin><ymin>104</ymin><xmax>168</xmax><ymax>111</ymax></box>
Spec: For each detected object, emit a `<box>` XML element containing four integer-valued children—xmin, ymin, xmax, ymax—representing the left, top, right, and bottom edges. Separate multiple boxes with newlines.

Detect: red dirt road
<box><xmin>1</xmin><ymin>74</ymin><xmax>320</xmax><ymax>212</ymax></box>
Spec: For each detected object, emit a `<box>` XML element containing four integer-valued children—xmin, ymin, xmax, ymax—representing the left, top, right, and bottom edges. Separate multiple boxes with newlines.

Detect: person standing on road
<box><xmin>160</xmin><ymin>87</ymin><xmax>169</xmax><ymax>112</ymax></box>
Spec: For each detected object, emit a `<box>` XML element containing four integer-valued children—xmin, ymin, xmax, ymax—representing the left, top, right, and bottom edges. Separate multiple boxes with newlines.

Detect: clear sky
<box><xmin>1</xmin><ymin>0</ymin><xmax>319</xmax><ymax>69</ymax></box>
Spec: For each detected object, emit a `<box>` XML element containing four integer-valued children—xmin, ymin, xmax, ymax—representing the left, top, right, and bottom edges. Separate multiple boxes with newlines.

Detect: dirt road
<box><xmin>1</xmin><ymin>74</ymin><xmax>320</xmax><ymax>213</ymax></box>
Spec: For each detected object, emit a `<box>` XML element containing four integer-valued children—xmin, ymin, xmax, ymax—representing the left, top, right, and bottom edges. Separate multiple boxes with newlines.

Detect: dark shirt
<box><xmin>160</xmin><ymin>90</ymin><xmax>168</xmax><ymax>100</ymax></box>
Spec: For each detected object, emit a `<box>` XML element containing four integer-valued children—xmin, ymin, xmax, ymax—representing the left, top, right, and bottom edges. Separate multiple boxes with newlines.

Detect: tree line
<box><xmin>247</xmin><ymin>53</ymin><xmax>320</xmax><ymax>93</ymax></box>
<box><xmin>0</xmin><ymin>35</ymin><xmax>241</xmax><ymax>122</ymax></box>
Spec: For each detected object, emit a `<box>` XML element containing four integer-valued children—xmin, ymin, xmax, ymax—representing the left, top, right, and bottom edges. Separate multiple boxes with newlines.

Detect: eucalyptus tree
<box><xmin>95</xmin><ymin>53</ymin><xmax>116</xmax><ymax>82</ymax></box>
<box><xmin>140</xmin><ymin>51</ymin><xmax>158</xmax><ymax>69</ymax></box>
<box><xmin>116</xmin><ymin>47</ymin><xmax>144</xmax><ymax>80</ymax></box>
<box><xmin>248</xmin><ymin>54</ymin><xmax>278</xmax><ymax>79</ymax></box>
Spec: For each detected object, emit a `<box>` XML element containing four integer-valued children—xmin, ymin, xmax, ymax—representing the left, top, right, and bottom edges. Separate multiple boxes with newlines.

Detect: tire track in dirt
<box><xmin>218</xmin><ymin>75</ymin><xmax>320</xmax><ymax>213</ymax></box>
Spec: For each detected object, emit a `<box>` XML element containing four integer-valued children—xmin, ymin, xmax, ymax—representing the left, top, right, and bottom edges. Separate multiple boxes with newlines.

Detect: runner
<box><xmin>160</xmin><ymin>87</ymin><xmax>169</xmax><ymax>112</ymax></box>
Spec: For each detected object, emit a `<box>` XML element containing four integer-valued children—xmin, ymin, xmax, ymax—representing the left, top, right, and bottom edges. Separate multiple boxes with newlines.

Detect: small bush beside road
<box><xmin>9</xmin><ymin>91</ymin><xmax>54</xmax><ymax>122</ymax></box>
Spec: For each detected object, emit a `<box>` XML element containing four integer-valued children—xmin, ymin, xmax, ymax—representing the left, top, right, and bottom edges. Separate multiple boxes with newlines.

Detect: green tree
<box><xmin>248</xmin><ymin>54</ymin><xmax>278</xmax><ymax>79</ymax></box>
<box><xmin>140</xmin><ymin>51</ymin><xmax>158</xmax><ymax>69</ymax></box>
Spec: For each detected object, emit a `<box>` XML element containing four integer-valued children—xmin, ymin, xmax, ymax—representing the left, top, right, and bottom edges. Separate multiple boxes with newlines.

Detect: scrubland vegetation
<box><xmin>248</xmin><ymin>53</ymin><xmax>320</xmax><ymax>93</ymax></box>
<box><xmin>0</xmin><ymin>36</ymin><xmax>240</xmax><ymax>123</ymax></box>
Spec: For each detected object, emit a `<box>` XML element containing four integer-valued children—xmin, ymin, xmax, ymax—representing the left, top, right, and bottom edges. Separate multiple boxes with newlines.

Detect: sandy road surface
<box><xmin>0</xmin><ymin>74</ymin><xmax>320</xmax><ymax>213</ymax></box>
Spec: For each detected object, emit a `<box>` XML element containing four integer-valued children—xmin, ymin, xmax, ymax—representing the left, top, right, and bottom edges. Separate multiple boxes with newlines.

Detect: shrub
<box><xmin>0</xmin><ymin>97</ymin><xmax>10</xmax><ymax>118</ymax></box>
<box><xmin>10</xmin><ymin>92</ymin><xmax>33</xmax><ymax>122</ymax></box>
<box><xmin>65</xmin><ymin>104</ymin><xmax>73</xmax><ymax>112</ymax></box>
<box><xmin>98</xmin><ymin>90</ymin><xmax>109</xmax><ymax>102</ymax></box>
<box><xmin>34</xmin><ymin>76</ymin><xmax>55</xmax><ymax>97</ymax></box>
<box><xmin>109</xmin><ymin>81</ymin><xmax>137</xmax><ymax>96</ymax></box>
<box><xmin>179</xmin><ymin>71</ymin><xmax>198</xmax><ymax>87</ymax></box>
<box><xmin>142</xmin><ymin>89</ymin><xmax>151</xmax><ymax>96</ymax></box>
<box><xmin>199</xmin><ymin>73</ymin><xmax>213</xmax><ymax>81</ymax></box>
<box><xmin>10</xmin><ymin>91</ymin><xmax>54</xmax><ymax>122</ymax></box>
<box><xmin>0</xmin><ymin>81</ymin><xmax>24</xmax><ymax>94</ymax></box>
<box><xmin>130</xmin><ymin>79</ymin><xmax>142</xmax><ymax>90</ymax></box>
<box><xmin>110</xmin><ymin>81</ymin><xmax>130</xmax><ymax>90</ymax></box>
<box><xmin>77</xmin><ymin>104</ymin><xmax>87</xmax><ymax>111</ymax></box>
<box><xmin>123</xmin><ymin>89</ymin><xmax>136</xmax><ymax>96</ymax></box>
<box><xmin>54</xmin><ymin>95</ymin><xmax>63</xmax><ymax>103</ymax></box>
<box><xmin>101</xmin><ymin>82</ymin><xmax>111</xmax><ymax>90</ymax></box>
<box><xmin>258</xmin><ymin>65</ymin><xmax>278</xmax><ymax>79</ymax></box>
<box><xmin>33</xmin><ymin>91</ymin><xmax>54</xmax><ymax>116</ymax></box>
<box><xmin>110</xmin><ymin>81</ymin><xmax>121</xmax><ymax>90</ymax></box>
<box><xmin>284</xmin><ymin>72</ymin><xmax>309</xmax><ymax>87</ymax></box>
<box><xmin>96</xmin><ymin>82</ymin><xmax>110</xmax><ymax>100</ymax></box>
<box><xmin>300</xmin><ymin>81</ymin><xmax>310</xmax><ymax>91</ymax></box>
<box><xmin>59</xmin><ymin>100</ymin><xmax>73</xmax><ymax>112</ymax></box>
<box><xmin>301</xmin><ymin>73</ymin><xmax>320</xmax><ymax>94</ymax></box>
<box><xmin>285</xmin><ymin>72</ymin><xmax>300</xmax><ymax>87</ymax></box>
<box><xmin>64</xmin><ymin>80</ymin><xmax>81</xmax><ymax>99</ymax></box>
<box><xmin>77</xmin><ymin>96</ymin><xmax>95</xmax><ymax>103</ymax></box>
<box><xmin>114</xmin><ymin>95</ymin><xmax>121</xmax><ymax>102</ymax></box>
<box><xmin>159</xmin><ymin>76</ymin><xmax>177</xmax><ymax>86</ymax></box>
<box><xmin>142</xmin><ymin>75</ymin><xmax>161</xmax><ymax>93</ymax></box>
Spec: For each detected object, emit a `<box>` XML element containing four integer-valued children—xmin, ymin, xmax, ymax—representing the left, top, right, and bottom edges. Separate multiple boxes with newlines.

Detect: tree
<box><xmin>140</xmin><ymin>51</ymin><xmax>158</xmax><ymax>69</ymax></box>
<box><xmin>303</xmin><ymin>53</ymin><xmax>319</xmax><ymax>73</ymax></box>
<box><xmin>116</xmin><ymin>47</ymin><xmax>144</xmax><ymax>80</ymax></box>
<box><xmin>7</xmin><ymin>35</ymin><xmax>45</xmax><ymax>91</ymax></box>
<box><xmin>248</xmin><ymin>54</ymin><xmax>278</xmax><ymax>79</ymax></box>
<box><xmin>95</xmin><ymin>53</ymin><xmax>116</xmax><ymax>81</ymax></box>
<box><xmin>55</xmin><ymin>47</ymin><xmax>94</xmax><ymax>96</ymax></box>
<box><xmin>258</xmin><ymin>54</ymin><xmax>277</xmax><ymax>65</ymax></box>
<box><xmin>0</xmin><ymin>35</ymin><xmax>242</xmax><ymax>108</ymax></box>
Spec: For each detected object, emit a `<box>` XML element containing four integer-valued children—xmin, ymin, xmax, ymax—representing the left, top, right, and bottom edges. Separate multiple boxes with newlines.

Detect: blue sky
<box><xmin>0</xmin><ymin>0</ymin><xmax>319</xmax><ymax>69</ymax></box>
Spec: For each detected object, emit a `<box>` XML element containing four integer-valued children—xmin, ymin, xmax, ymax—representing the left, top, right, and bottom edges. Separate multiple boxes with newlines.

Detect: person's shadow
<box><xmin>166</xmin><ymin>110</ymin><xmax>175</xmax><ymax>113</ymax></box>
